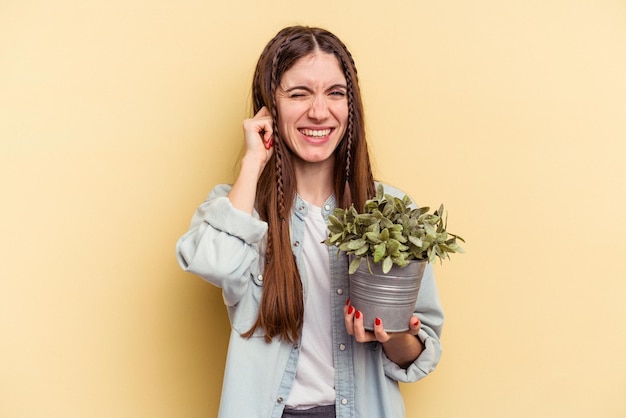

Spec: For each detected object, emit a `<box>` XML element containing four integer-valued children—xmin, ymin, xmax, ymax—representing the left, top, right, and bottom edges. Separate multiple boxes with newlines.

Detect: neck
<box><xmin>294</xmin><ymin>158</ymin><xmax>335</xmax><ymax>207</ymax></box>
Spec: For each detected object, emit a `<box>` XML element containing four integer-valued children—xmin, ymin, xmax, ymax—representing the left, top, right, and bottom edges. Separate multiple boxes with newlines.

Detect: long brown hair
<box><xmin>243</xmin><ymin>26</ymin><xmax>376</xmax><ymax>342</ymax></box>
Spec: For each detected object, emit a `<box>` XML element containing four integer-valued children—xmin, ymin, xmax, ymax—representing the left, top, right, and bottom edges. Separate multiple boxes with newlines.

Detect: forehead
<box><xmin>280</xmin><ymin>52</ymin><xmax>346</xmax><ymax>86</ymax></box>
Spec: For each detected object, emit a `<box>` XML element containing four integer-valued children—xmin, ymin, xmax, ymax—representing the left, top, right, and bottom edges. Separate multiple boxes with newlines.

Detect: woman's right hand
<box><xmin>228</xmin><ymin>107</ymin><xmax>275</xmax><ymax>214</ymax></box>
<box><xmin>242</xmin><ymin>106</ymin><xmax>274</xmax><ymax>169</ymax></box>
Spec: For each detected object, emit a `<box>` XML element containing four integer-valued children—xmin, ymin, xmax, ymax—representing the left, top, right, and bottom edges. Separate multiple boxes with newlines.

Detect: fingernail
<box><xmin>355</xmin><ymin>310</ymin><xmax>361</xmax><ymax>319</ymax></box>
<box><xmin>375</xmin><ymin>318</ymin><xmax>381</xmax><ymax>326</ymax></box>
<box><xmin>413</xmin><ymin>318</ymin><xmax>420</xmax><ymax>327</ymax></box>
<box><xmin>348</xmin><ymin>306</ymin><xmax>354</xmax><ymax>315</ymax></box>
<box><xmin>345</xmin><ymin>298</ymin><xmax>351</xmax><ymax>306</ymax></box>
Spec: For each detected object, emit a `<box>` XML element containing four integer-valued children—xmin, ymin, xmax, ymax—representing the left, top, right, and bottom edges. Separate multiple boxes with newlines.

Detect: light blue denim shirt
<box><xmin>176</xmin><ymin>183</ymin><xmax>444</xmax><ymax>418</ymax></box>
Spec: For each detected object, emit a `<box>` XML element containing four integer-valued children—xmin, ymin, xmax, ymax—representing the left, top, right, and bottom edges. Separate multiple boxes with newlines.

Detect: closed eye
<box><xmin>328</xmin><ymin>84</ymin><xmax>347</xmax><ymax>98</ymax></box>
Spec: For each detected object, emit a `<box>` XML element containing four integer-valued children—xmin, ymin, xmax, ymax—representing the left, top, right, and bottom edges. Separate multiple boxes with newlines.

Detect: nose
<box><xmin>308</xmin><ymin>95</ymin><xmax>329</xmax><ymax>120</ymax></box>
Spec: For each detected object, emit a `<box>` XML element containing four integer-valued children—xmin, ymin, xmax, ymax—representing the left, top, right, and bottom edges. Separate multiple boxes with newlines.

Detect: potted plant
<box><xmin>324</xmin><ymin>184</ymin><xmax>464</xmax><ymax>331</ymax></box>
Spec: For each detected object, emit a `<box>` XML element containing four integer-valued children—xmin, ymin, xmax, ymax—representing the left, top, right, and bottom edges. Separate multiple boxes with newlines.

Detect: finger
<box><xmin>255</xmin><ymin>106</ymin><xmax>271</xmax><ymax>118</ymax></box>
<box><xmin>243</xmin><ymin>117</ymin><xmax>271</xmax><ymax>136</ymax></box>
<box><xmin>373</xmin><ymin>317</ymin><xmax>391</xmax><ymax>343</ymax></box>
<box><xmin>254</xmin><ymin>106</ymin><xmax>273</xmax><ymax>142</ymax></box>
<box><xmin>243</xmin><ymin>116</ymin><xmax>273</xmax><ymax>149</ymax></box>
<box><xmin>353</xmin><ymin>310</ymin><xmax>376</xmax><ymax>342</ymax></box>
<box><xmin>344</xmin><ymin>304</ymin><xmax>355</xmax><ymax>336</ymax></box>
<box><xmin>408</xmin><ymin>316</ymin><xmax>421</xmax><ymax>335</ymax></box>
<box><xmin>258</xmin><ymin>122</ymin><xmax>273</xmax><ymax>149</ymax></box>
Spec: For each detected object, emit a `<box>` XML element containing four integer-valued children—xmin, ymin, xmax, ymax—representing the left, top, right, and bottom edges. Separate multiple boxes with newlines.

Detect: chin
<box><xmin>302</xmin><ymin>153</ymin><xmax>334</xmax><ymax>163</ymax></box>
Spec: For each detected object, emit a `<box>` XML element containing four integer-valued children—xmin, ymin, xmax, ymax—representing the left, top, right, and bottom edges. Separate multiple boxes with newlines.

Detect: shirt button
<box><xmin>336</xmin><ymin>288</ymin><xmax>343</xmax><ymax>295</ymax></box>
<box><xmin>293</xmin><ymin>241</ymin><xmax>300</xmax><ymax>247</ymax></box>
<box><xmin>277</xmin><ymin>397</ymin><xmax>284</xmax><ymax>404</ymax></box>
<box><xmin>324</xmin><ymin>204</ymin><xmax>331</xmax><ymax>211</ymax></box>
<box><xmin>257</xmin><ymin>274</ymin><xmax>263</xmax><ymax>282</ymax></box>
<box><xmin>299</xmin><ymin>205</ymin><xmax>305</xmax><ymax>211</ymax></box>
<box><xmin>339</xmin><ymin>343</ymin><xmax>346</xmax><ymax>351</ymax></box>
<box><xmin>341</xmin><ymin>398</ymin><xmax>348</xmax><ymax>405</ymax></box>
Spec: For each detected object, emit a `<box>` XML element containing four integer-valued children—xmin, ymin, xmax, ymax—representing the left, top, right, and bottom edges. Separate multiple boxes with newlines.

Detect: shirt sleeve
<box><xmin>176</xmin><ymin>184</ymin><xmax>268</xmax><ymax>306</ymax></box>
<box><xmin>382</xmin><ymin>261</ymin><xmax>445</xmax><ymax>383</ymax></box>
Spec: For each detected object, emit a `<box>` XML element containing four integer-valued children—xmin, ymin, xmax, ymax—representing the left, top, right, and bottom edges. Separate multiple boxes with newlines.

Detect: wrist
<box><xmin>381</xmin><ymin>334</ymin><xmax>423</xmax><ymax>369</ymax></box>
<box><xmin>241</xmin><ymin>153</ymin><xmax>268</xmax><ymax>178</ymax></box>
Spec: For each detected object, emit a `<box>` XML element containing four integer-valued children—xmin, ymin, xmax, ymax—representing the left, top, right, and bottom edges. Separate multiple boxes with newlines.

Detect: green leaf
<box><xmin>364</xmin><ymin>201</ymin><xmax>378</xmax><ymax>213</ymax></box>
<box><xmin>447</xmin><ymin>241</ymin><xmax>465</xmax><ymax>253</ymax></box>
<box><xmin>355</xmin><ymin>243</ymin><xmax>370</xmax><ymax>256</ymax></box>
<box><xmin>382</xmin><ymin>202</ymin><xmax>394</xmax><ymax>217</ymax></box>
<box><xmin>338</xmin><ymin>242</ymin><xmax>352</xmax><ymax>252</ymax></box>
<box><xmin>380</xmin><ymin>218</ymin><xmax>394</xmax><ymax>229</ymax></box>
<box><xmin>373</xmin><ymin>242</ymin><xmax>387</xmax><ymax>263</ymax></box>
<box><xmin>408</xmin><ymin>235</ymin><xmax>423</xmax><ymax>247</ymax></box>
<box><xmin>346</xmin><ymin>238</ymin><xmax>366</xmax><ymax>250</ymax></box>
<box><xmin>328</xmin><ymin>214</ymin><xmax>343</xmax><ymax>227</ymax></box>
<box><xmin>364</xmin><ymin>231</ymin><xmax>382</xmax><ymax>244</ymax></box>
<box><xmin>387</xmin><ymin>238</ymin><xmax>400</xmax><ymax>255</ymax></box>
<box><xmin>391</xmin><ymin>255</ymin><xmax>409</xmax><ymax>267</ymax></box>
<box><xmin>424</xmin><ymin>222</ymin><xmax>436</xmax><ymax>237</ymax></box>
<box><xmin>366</xmin><ymin>221</ymin><xmax>380</xmax><ymax>234</ymax></box>
<box><xmin>349</xmin><ymin>257</ymin><xmax>363</xmax><ymax>274</ymax></box>
<box><xmin>427</xmin><ymin>247</ymin><xmax>437</xmax><ymax>263</ymax></box>
<box><xmin>382</xmin><ymin>256</ymin><xmax>393</xmax><ymax>274</ymax></box>
<box><xmin>328</xmin><ymin>232</ymin><xmax>343</xmax><ymax>243</ymax></box>
<box><xmin>392</xmin><ymin>232</ymin><xmax>407</xmax><ymax>243</ymax></box>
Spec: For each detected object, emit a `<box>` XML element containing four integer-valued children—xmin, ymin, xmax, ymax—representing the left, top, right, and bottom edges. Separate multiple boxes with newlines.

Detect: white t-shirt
<box><xmin>286</xmin><ymin>201</ymin><xmax>335</xmax><ymax>409</ymax></box>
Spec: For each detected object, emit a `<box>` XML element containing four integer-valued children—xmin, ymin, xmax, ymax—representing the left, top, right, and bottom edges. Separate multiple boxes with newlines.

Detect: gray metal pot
<box><xmin>349</xmin><ymin>257</ymin><xmax>426</xmax><ymax>332</ymax></box>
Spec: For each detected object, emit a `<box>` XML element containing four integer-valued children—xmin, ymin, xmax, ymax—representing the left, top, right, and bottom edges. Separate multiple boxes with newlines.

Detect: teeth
<box><xmin>300</xmin><ymin>128</ymin><xmax>331</xmax><ymax>137</ymax></box>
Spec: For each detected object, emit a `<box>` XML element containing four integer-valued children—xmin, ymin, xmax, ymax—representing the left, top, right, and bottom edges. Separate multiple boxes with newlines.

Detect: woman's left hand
<box><xmin>344</xmin><ymin>299</ymin><xmax>424</xmax><ymax>368</ymax></box>
<box><xmin>343</xmin><ymin>299</ymin><xmax>421</xmax><ymax>343</ymax></box>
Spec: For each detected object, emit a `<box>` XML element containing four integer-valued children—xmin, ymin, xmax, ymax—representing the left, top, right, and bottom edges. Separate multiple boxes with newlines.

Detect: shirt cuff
<box><xmin>382</xmin><ymin>328</ymin><xmax>441</xmax><ymax>383</ymax></box>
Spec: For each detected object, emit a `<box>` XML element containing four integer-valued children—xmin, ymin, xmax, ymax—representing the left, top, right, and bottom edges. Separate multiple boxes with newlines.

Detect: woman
<box><xmin>176</xmin><ymin>26</ymin><xmax>444</xmax><ymax>418</ymax></box>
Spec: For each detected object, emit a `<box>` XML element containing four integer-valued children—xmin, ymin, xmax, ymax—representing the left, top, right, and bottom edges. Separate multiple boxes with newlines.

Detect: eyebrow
<box><xmin>282</xmin><ymin>84</ymin><xmax>347</xmax><ymax>92</ymax></box>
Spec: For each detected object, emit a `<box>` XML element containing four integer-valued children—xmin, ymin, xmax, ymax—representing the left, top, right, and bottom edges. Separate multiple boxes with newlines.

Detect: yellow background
<box><xmin>2</xmin><ymin>1</ymin><xmax>625</xmax><ymax>417</ymax></box>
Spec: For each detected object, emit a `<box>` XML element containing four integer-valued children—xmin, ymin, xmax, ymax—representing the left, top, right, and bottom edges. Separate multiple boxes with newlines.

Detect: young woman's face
<box><xmin>275</xmin><ymin>52</ymin><xmax>348</xmax><ymax>167</ymax></box>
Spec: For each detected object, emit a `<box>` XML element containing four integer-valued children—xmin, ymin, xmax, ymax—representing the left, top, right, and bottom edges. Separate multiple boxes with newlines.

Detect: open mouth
<box><xmin>299</xmin><ymin>128</ymin><xmax>332</xmax><ymax>138</ymax></box>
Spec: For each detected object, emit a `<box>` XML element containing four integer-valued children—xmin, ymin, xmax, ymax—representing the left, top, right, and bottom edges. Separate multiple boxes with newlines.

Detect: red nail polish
<box><xmin>345</xmin><ymin>298</ymin><xmax>351</xmax><ymax>306</ymax></box>
<box><xmin>355</xmin><ymin>310</ymin><xmax>361</xmax><ymax>319</ymax></box>
<box><xmin>348</xmin><ymin>306</ymin><xmax>354</xmax><ymax>315</ymax></box>
<box><xmin>375</xmin><ymin>318</ymin><xmax>381</xmax><ymax>326</ymax></box>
